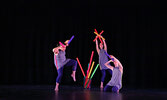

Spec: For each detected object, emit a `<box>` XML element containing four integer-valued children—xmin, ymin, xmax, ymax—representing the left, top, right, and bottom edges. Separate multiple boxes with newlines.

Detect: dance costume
<box><xmin>54</xmin><ymin>50</ymin><xmax>77</xmax><ymax>83</ymax></box>
<box><xmin>104</xmin><ymin>66</ymin><xmax>122</xmax><ymax>92</ymax></box>
<box><xmin>99</xmin><ymin>49</ymin><xmax>112</xmax><ymax>82</ymax></box>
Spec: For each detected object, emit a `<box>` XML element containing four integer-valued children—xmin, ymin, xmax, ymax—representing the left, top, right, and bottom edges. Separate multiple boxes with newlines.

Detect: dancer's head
<box><xmin>99</xmin><ymin>43</ymin><xmax>103</xmax><ymax>49</ymax></box>
<box><xmin>110</xmin><ymin>55</ymin><xmax>119</xmax><ymax>67</ymax></box>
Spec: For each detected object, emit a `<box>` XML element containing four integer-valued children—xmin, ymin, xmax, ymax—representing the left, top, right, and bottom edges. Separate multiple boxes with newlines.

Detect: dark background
<box><xmin>1</xmin><ymin>0</ymin><xmax>167</xmax><ymax>89</ymax></box>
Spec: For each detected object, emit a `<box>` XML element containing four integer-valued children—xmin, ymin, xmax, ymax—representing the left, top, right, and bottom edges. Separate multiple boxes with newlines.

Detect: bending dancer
<box><xmin>53</xmin><ymin>40</ymin><xmax>77</xmax><ymax>91</ymax></box>
<box><xmin>104</xmin><ymin>55</ymin><xmax>123</xmax><ymax>93</ymax></box>
<box><xmin>95</xmin><ymin>39</ymin><xmax>112</xmax><ymax>88</ymax></box>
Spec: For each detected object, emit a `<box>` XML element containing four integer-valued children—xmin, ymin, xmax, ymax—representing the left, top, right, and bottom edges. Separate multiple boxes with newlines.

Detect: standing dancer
<box><xmin>95</xmin><ymin>39</ymin><xmax>112</xmax><ymax>88</ymax></box>
<box><xmin>104</xmin><ymin>55</ymin><xmax>123</xmax><ymax>93</ymax></box>
<box><xmin>53</xmin><ymin>40</ymin><xmax>77</xmax><ymax>91</ymax></box>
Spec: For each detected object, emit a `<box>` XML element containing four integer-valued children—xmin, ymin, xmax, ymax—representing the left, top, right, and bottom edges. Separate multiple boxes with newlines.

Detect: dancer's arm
<box><xmin>52</xmin><ymin>46</ymin><xmax>61</xmax><ymax>55</ymax></box>
<box><xmin>103</xmin><ymin>39</ymin><xmax>107</xmax><ymax>52</ymax></box>
<box><xmin>111</xmin><ymin>55</ymin><xmax>123</xmax><ymax>73</ymax></box>
<box><xmin>95</xmin><ymin>39</ymin><xmax>100</xmax><ymax>54</ymax></box>
<box><xmin>105</xmin><ymin>60</ymin><xmax>114</xmax><ymax>70</ymax></box>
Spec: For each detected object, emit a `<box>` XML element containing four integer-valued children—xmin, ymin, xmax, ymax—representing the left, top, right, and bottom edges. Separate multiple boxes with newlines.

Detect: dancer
<box><xmin>104</xmin><ymin>55</ymin><xmax>123</xmax><ymax>93</ymax></box>
<box><xmin>53</xmin><ymin>40</ymin><xmax>77</xmax><ymax>91</ymax></box>
<box><xmin>95</xmin><ymin>39</ymin><xmax>112</xmax><ymax>88</ymax></box>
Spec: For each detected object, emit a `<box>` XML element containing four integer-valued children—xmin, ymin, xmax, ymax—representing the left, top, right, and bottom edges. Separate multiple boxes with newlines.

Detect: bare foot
<box><xmin>54</xmin><ymin>87</ymin><xmax>59</xmax><ymax>91</ymax></box>
<box><xmin>71</xmin><ymin>74</ymin><xmax>76</xmax><ymax>82</ymax></box>
<box><xmin>55</xmin><ymin>83</ymin><xmax>59</xmax><ymax>91</ymax></box>
<box><xmin>100</xmin><ymin>82</ymin><xmax>103</xmax><ymax>89</ymax></box>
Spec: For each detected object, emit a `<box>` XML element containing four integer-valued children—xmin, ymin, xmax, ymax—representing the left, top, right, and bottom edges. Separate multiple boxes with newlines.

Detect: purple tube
<box><xmin>104</xmin><ymin>51</ymin><xmax>114</xmax><ymax>61</ymax></box>
<box><xmin>68</xmin><ymin>35</ymin><xmax>74</xmax><ymax>44</ymax></box>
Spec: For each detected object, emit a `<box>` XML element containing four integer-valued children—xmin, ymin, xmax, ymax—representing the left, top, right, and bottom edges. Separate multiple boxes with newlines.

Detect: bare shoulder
<box><xmin>119</xmin><ymin>66</ymin><xmax>123</xmax><ymax>74</ymax></box>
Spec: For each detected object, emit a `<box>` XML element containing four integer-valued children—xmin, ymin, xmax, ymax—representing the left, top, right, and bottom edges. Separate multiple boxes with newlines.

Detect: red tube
<box><xmin>84</xmin><ymin>51</ymin><xmax>94</xmax><ymax>87</ymax></box>
<box><xmin>76</xmin><ymin>58</ymin><xmax>86</xmax><ymax>77</ymax></box>
<box><xmin>93</xmin><ymin>30</ymin><xmax>104</xmax><ymax>42</ymax></box>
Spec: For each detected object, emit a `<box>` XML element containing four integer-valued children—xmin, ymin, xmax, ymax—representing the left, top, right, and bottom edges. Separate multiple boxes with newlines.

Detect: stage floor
<box><xmin>0</xmin><ymin>85</ymin><xmax>167</xmax><ymax>100</ymax></box>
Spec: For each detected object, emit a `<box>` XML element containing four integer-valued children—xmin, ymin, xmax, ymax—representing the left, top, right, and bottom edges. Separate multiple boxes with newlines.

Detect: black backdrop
<box><xmin>1</xmin><ymin>0</ymin><xmax>167</xmax><ymax>89</ymax></box>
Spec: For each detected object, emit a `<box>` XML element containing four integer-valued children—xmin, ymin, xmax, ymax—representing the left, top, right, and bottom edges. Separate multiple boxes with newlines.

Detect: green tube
<box><xmin>90</xmin><ymin>64</ymin><xmax>99</xmax><ymax>79</ymax></box>
<box><xmin>85</xmin><ymin>78</ymin><xmax>90</xmax><ymax>88</ymax></box>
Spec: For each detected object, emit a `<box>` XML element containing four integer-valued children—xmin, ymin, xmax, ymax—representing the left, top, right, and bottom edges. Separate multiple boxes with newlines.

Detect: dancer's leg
<box><xmin>100</xmin><ymin>69</ymin><xmax>106</xmax><ymax>88</ymax></box>
<box><xmin>55</xmin><ymin>67</ymin><xmax>64</xmax><ymax>91</ymax></box>
<box><xmin>64</xmin><ymin>59</ymin><xmax>77</xmax><ymax>81</ymax></box>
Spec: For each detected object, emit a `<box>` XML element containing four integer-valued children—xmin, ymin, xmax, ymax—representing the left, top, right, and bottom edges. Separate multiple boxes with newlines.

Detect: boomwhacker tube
<box><xmin>84</xmin><ymin>51</ymin><xmax>94</xmax><ymax>87</ymax></box>
<box><xmin>98</xmin><ymin>30</ymin><xmax>104</xmax><ymax>44</ymax></box>
<box><xmin>76</xmin><ymin>58</ymin><xmax>86</xmax><ymax>77</ymax></box>
<box><xmin>87</xmin><ymin>51</ymin><xmax>94</xmax><ymax>76</ymax></box>
<box><xmin>88</xmin><ymin>61</ymin><xmax>95</xmax><ymax>78</ymax></box>
<box><xmin>68</xmin><ymin>35</ymin><xmax>74</xmax><ymax>44</ymax></box>
<box><xmin>94</xmin><ymin>29</ymin><xmax>98</xmax><ymax>33</ymax></box>
<box><xmin>86</xmin><ymin>64</ymin><xmax>99</xmax><ymax>88</ymax></box>
<box><xmin>94</xmin><ymin>32</ymin><xmax>105</xmax><ymax>40</ymax></box>
<box><xmin>93</xmin><ymin>30</ymin><xmax>104</xmax><ymax>42</ymax></box>
<box><xmin>59</xmin><ymin>41</ymin><xmax>65</xmax><ymax>48</ymax></box>
<box><xmin>87</xmin><ymin>79</ymin><xmax>91</xmax><ymax>88</ymax></box>
<box><xmin>104</xmin><ymin>51</ymin><xmax>114</xmax><ymax>61</ymax></box>
<box><xmin>85</xmin><ymin>63</ymin><xmax>89</xmax><ymax>86</ymax></box>
<box><xmin>90</xmin><ymin>64</ymin><xmax>99</xmax><ymax>79</ymax></box>
<box><xmin>85</xmin><ymin>78</ymin><xmax>91</xmax><ymax>88</ymax></box>
<box><xmin>98</xmin><ymin>36</ymin><xmax>103</xmax><ymax>44</ymax></box>
<box><xmin>99</xmin><ymin>30</ymin><xmax>104</xmax><ymax>35</ymax></box>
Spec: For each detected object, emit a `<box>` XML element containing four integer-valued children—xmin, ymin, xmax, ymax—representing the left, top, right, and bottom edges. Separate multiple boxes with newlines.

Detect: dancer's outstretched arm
<box><xmin>105</xmin><ymin>60</ymin><xmax>114</xmax><ymax>70</ymax></box>
<box><xmin>102</xmin><ymin>38</ymin><xmax>107</xmax><ymax>52</ymax></box>
<box><xmin>95</xmin><ymin>39</ymin><xmax>100</xmax><ymax>54</ymax></box>
<box><xmin>52</xmin><ymin>46</ymin><xmax>61</xmax><ymax>55</ymax></box>
<box><xmin>111</xmin><ymin>55</ymin><xmax>123</xmax><ymax>73</ymax></box>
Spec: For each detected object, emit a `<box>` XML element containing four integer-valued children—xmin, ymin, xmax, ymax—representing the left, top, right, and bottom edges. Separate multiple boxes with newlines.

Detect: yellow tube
<box><xmin>94</xmin><ymin>32</ymin><xmax>105</xmax><ymax>40</ymax></box>
<box><xmin>88</xmin><ymin>61</ymin><xmax>95</xmax><ymax>78</ymax></box>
